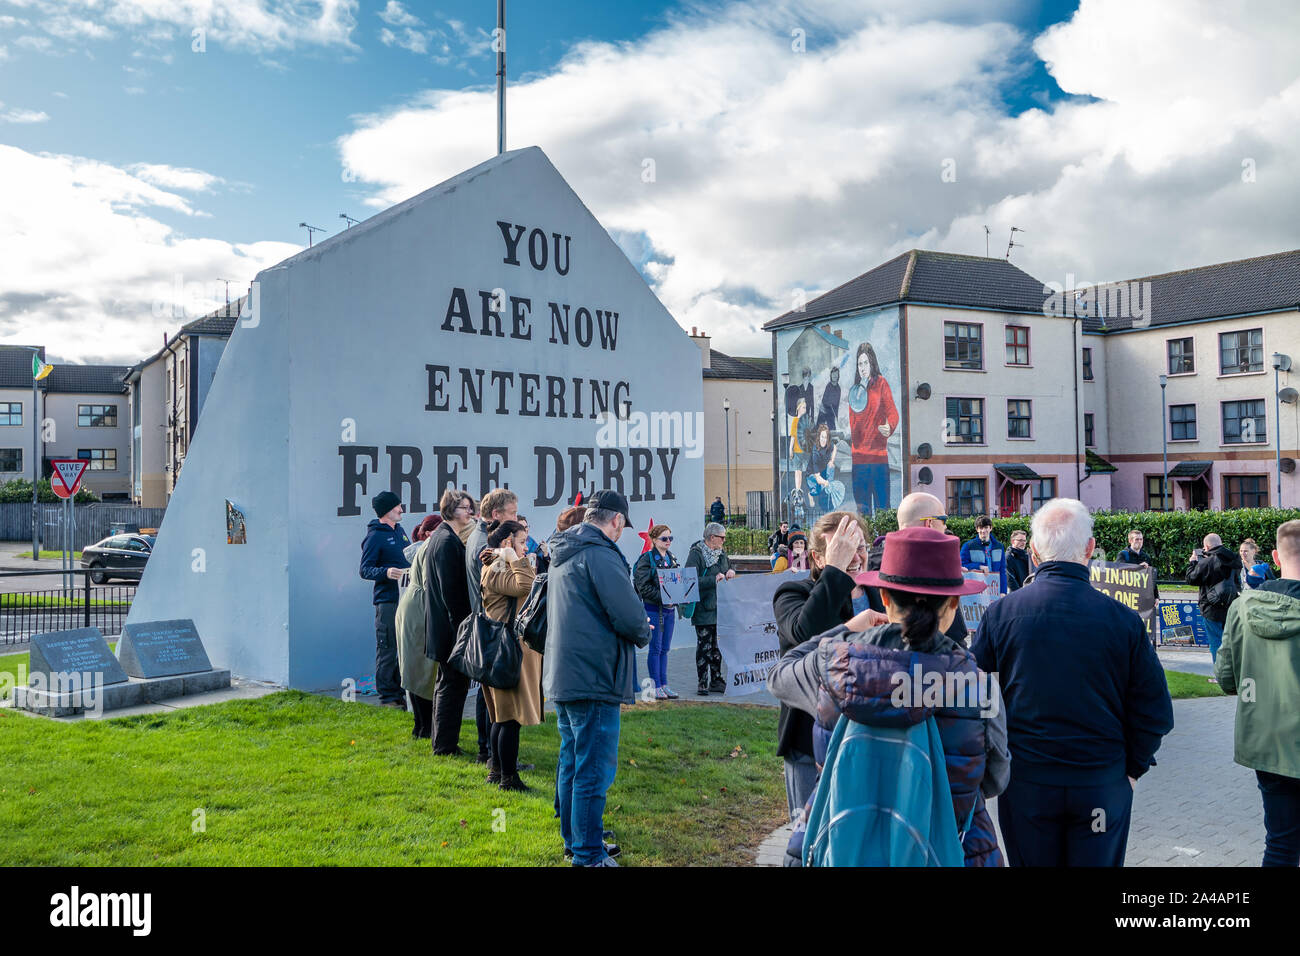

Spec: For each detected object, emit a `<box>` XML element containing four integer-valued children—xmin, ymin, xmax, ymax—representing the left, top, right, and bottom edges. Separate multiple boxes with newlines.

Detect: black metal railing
<box><xmin>0</xmin><ymin>568</ymin><xmax>137</xmax><ymax>646</ymax></box>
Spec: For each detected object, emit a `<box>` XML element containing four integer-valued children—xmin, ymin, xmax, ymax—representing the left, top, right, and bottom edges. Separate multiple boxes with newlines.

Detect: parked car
<box><xmin>81</xmin><ymin>534</ymin><xmax>155</xmax><ymax>584</ymax></box>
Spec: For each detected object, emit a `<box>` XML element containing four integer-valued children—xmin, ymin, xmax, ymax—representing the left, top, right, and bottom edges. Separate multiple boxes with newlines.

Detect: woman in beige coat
<box><xmin>479</xmin><ymin>519</ymin><xmax>542</xmax><ymax>791</ymax></box>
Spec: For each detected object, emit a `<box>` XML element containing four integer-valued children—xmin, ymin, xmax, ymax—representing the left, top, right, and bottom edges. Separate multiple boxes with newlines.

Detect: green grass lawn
<box><xmin>1164</xmin><ymin>669</ymin><xmax>1226</xmax><ymax>699</ymax></box>
<box><xmin>0</xmin><ymin>691</ymin><xmax>786</xmax><ymax>866</ymax></box>
<box><xmin>0</xmin><ymin>594</ymin><xmax>130</xmax><ymax>608</ymax></box>
<box><xmin>14</xmin><ymin>550</ymin><xmax>83</xmax><ymax>560</ymax></box>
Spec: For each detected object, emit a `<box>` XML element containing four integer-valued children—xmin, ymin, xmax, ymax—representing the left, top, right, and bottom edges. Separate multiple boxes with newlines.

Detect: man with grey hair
<box><xmin>972</xmin><ymin>498</ymin><xmax>1173</xmax><ymax>866</ymax></box>
<box><xmin>543</xmin><ymin>489</ymin><xmax>651</xmax><ymax>867</ymax></box>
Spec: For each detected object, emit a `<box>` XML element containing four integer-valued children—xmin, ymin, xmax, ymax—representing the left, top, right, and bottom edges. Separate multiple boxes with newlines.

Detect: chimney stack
<box><xmin>688</xmin><ymin>326</ymin><xmax>711</xmax><ymax>369</ymax></box>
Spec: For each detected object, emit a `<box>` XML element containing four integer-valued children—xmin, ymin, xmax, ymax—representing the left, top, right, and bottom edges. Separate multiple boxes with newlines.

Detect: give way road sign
<box><xmin>50</xmin><ymin>459</ymin><xmax>90</xmax><ymax>499</ymax></box>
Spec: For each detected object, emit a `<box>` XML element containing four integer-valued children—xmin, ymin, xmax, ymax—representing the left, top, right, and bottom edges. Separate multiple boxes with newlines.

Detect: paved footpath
<box><xmin>756</xmin><ymin>693</ymin><xmax>1265</xmax><ymax>867</ymax></box>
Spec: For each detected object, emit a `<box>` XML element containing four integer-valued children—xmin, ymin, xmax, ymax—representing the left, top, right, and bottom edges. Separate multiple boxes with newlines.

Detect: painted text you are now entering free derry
<box><xmin>335</xmin><ymin>221</ymin><xmax>693</xmax><ymax>515</ymax></box>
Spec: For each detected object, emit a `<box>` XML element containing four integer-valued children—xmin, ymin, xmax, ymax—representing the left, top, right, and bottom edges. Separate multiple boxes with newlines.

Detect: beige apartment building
<box><xmin>0</xmin><ymin>346</ymin><xmax>131</xmax><ymax>499</ymax></box>
<box><xmin>125</xmin><ymin>300</ymin><xmax>240</xmax><ymax>507</ymax></box>
<box><xmin>1088</xmin><ymin>250</ymin><xmax>1299</xmax><ymax>511</ymax></box>
<box><xmin>764</xmin><ymin>248</ymin><xmax>1298</xmax><ymax>519</ymax></box>
<box><xmin>689</xmin><ymin>329</ymin><xmax>774</xmax><ymax>520</ymax></box>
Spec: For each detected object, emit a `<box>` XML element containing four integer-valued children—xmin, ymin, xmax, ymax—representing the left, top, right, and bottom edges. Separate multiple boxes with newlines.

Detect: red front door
<box><xmin>999</xmin><ymin>482</ymin><xmax>1021</xmax><ymax>517</ymax></box>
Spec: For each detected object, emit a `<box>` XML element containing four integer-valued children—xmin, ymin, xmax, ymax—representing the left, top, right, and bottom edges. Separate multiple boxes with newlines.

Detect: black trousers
<box><xmin>373</xmin><ymin>603</ymin><xmax>404</xmax><ymax>704</ymax></box>
<box><xmin>432</xmin><ymin>663</ymin><xmax>493</xmax><ymax>756</ymax></box>
<box><xmin>695</xmin><ymin>624</ymin><xmax>723</xmax><ymax>687</ymax></box>
<box><xmin>408</xmin><ymin>692</ymin><xmax>433</xmax><ymax>738</ymax></box>
<box><xmin>997</xmin><ymin>775</ymin><xmax>1133</xmax><ymax>867</ymax></box>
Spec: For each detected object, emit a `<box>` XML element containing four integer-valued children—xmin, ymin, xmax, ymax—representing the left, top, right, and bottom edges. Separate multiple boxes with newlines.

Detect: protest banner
<box><xmin>657</xmin><ymin>566</ymin><xmax>699</xmax><ymax>605</ymax></box>
<box><xmin>715</xmin><ymin>571</ymin><xmax>808</xmax><ymax>697</ymax></box>
<box><xmin>959</xmin><ymin>571</ymin><xmax>1001</xmax><ymax>638</ymax></box>
<box><xmin>1088</xmin><ymin>561</ymin><xmax>1158</xmax><ymax>641</ymax></box>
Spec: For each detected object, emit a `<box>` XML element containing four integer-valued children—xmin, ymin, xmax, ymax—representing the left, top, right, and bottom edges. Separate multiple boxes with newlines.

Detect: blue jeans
<box><xmin>1257</xmin><ymin>770</ymin><xmax>1300</xmax><ymax>867</ymax></box>
<box><xmin>555</xmin><ymin>700</ymin><xmax>621</xmax><ymax>866</ymax></box>
<box><xmin>645</xmin><ymin>603</ymin><xmax>676</xmax><ymax>688</ymax></box>
<box><xmin>1203</xmin><ymin>615</ymin><xmax>1224</xmax><ymax>663</ymax></box>
<box><xmin>852</xmin><ymin>462</ymin><xmax>890</xmax><ymax>514</ymax></box>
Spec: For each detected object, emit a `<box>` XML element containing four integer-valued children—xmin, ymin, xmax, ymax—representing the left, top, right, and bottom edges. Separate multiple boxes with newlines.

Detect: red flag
<box><xmin>638</xmin><ymin>517</ymin><xmax>656</xmax><ymax>553</ymax></box>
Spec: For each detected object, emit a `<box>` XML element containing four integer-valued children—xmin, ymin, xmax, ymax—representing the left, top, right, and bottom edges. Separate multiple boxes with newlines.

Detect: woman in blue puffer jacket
<box><xmin>769</xmin><ymin>526</ymin><xmax>1010</xmax><ymax>866</ymax></box>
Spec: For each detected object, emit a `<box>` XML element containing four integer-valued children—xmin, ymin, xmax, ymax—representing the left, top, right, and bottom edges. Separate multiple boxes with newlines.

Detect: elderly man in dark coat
<box><xmin>973</xmin><ymin>498</ymin><xmax>1173</xmax><ymax>867</ymax></box>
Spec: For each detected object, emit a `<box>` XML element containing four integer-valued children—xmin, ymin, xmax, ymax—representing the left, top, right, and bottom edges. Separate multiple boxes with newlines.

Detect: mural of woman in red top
<box><xmin>847</xmin><ymin>341</ymin><xmax>898</xmax><ymax>514</ymax></box>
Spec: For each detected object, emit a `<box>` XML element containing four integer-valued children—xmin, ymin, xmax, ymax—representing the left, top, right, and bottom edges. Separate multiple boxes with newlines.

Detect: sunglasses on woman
<box><xmin>658</xmin><ymin>535</ymin><xmax>673</xmax><ymax>542</ymax></box>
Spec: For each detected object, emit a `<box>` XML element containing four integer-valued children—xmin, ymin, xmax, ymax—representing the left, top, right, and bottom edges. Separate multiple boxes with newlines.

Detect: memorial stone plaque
<box><xmin>29</xmin><ymin>628</ymin><xmax>129</xmax><ymax>686</ymax></box>
<box><xmin>116</xmin><ymin>619</ymin><xmax>213</xmax><ymax>678</ymax></box>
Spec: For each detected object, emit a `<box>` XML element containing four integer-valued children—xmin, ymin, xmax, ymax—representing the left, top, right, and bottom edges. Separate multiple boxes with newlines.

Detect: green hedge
<box><xmin>737</xmin><ymin>508</ymin><xmax>1300</xmax><ymax>579</ymax></box>
<box><xmin>0</xmin><ymin>477</ymin><xmax>98</xmax><ymax>503</ymax></box>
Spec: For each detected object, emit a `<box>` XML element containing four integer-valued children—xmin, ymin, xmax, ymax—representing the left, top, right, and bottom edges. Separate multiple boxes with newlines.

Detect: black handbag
<box><xmin>514</xmin><ymin>572</ymin><xmax>548</xmax><ymax>654</ymax></box>
<box><xmin>449</xmin><ymin>595</ymin><xmax>522</xmax><ymax>690</ymax></box>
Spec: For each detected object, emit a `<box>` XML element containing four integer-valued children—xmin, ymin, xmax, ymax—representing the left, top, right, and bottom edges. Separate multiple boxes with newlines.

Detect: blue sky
<box><xmin>1</xmin><ymin>0</ymin><xmax>1295</xmax><ymax>363</ymax></box>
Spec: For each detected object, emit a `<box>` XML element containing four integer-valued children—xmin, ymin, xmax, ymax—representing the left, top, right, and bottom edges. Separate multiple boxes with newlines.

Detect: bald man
<box><xmin>863</xmin><ymin>492</ymin><xmax>969</xmax><ymax>645</ymax></box>
<box><xmin>1186</xmin><ymin>532</ymin><xmax>1243</xmax><ymax>668</ymax></box>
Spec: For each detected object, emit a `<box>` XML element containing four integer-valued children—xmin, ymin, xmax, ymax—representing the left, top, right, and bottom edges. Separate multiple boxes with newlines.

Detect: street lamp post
<box><xmin>1274</xmin><ymin>352</ymin><xmax>1292</xmax><ymax>507</ymax></box>
<box><xmin>769</xmin><ymin>410</ymin><xmax>776</xmax><ymax>528</ymax></box>
<box><xmin>1159</xmin><ymin>374</ymin><xmax>1169</xmax><ymax>511</ymax></box>
<box><xmin>22</xmin><ymin>347</ymin><xmax>45</xmax><ymax>560</ymax></box>
<box><xmin>779</xmin><ymin>372</ymin><xmax>790</xmax><ymax>524</ymax></box>
<box><xmin>723</xmin><ymin>397</ymin><xmax>732</xmax><ymax>525</ymax></box>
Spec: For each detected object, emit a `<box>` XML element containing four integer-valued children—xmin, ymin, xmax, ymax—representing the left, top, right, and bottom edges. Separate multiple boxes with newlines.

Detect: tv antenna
<box><xmin>1005</xmin><ymin>226</ymin><xmax>1025</xmax><ymax>261</ymax></box>
<box><xmin>298</xmin><ymin>222</ymin><xmax>327</xmax><ymax>247</ymax></box>
<box><xmin>983</xmin><ymin>225</ymin><xmax>990</xmax><ymax>258</ymax></box>
<box><xmin>216</xmin><ymin>277</ymin><xmax>234</xmax><ymax>305</ymax></box>
<box><xmin>339</xmin><ymin>213</ymin><xmax>360</xmax><ymax>229</ymax></box>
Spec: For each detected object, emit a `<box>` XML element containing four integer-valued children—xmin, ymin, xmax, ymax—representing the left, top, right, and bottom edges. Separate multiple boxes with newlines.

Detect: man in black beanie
<box><xmin>359</xmin><ymin>490</ymin><xmax>411</xmax><ymax>707</ymax></box>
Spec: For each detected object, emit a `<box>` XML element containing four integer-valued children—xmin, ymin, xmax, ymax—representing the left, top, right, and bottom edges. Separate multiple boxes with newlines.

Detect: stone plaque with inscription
<box><xmin>116</xmin><ymin>618</ymin><xmax>213</xmax><ymax>678</ymax></box>
<box><xmin>29</xmin><ymin>628</ymin><xmax>129</xmax><ymax>686</ymax></box>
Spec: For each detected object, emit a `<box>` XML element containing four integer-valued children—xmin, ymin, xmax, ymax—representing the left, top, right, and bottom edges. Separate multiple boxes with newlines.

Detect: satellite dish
<box><xmin>1282</xmin><ymin>458</ymin><xmax>1296</xmax><ymax>475</ymax></box>
<box><xmin>917</xmin><ymin>467</ymin><xmax>933</xmax><ymax>485</ymax></box>
<box><xmin>1280</xmin><ymin>387</ymin><xmax>1299</xmax><ymax>405</ymax></box>
<box><xmin>916</xmin><ymin>443</ymin><xmax>932</xmax><ymax>460</ymax></box>
<box><xmin>915</xmin><ymin>383</ymin><xmax>931</xmax><ymax>400</ymax></box>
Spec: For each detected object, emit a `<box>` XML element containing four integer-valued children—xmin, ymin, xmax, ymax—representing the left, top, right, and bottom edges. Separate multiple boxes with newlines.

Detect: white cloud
<box><xmin>15</xmin><ymin>34</ymin><xmax>53</xmax><ymax>52</ymax></box>
<box><xmin>374</xmin><ymin>0</ymin><xmax>486</xmax><ymax>65</ymax></box>
<box><xmin>6</xmin><ymin>1</ymin><xmax>359</xmax><ymax>55</ymax></box>
<box><xmin>379</xmin><ymin>25</ymin><xmax>427</xmax><ymax>55</ymax></box>
<box><xmin>336</xmin><ymin>0</ymin><xmax>1300</xmax><ymax>354</ymax></box>
<box><xmin>378</xmin><ymin>1</ymin><xmax>421</xmax><ymax>28</ymax></box>
<box><xmin>0</xmin><ymin>145</ymin><xmax>299</xmax><ymax>363</ymax></box>
<box><xmin>0</xmin><ymin>102</ymin><xmax>49</xmax><ymax>123</ymax></box>
<box><xmin>128</xmin><ymin>163</ymin><xmax>224</xmax><ymax>191</ymax></box>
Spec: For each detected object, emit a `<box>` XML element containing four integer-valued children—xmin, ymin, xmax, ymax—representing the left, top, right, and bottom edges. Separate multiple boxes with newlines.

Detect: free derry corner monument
<box><xmin>126</xmin><ymin>146</ymin><xmax>705</xmax><ymax>692</ymax></box>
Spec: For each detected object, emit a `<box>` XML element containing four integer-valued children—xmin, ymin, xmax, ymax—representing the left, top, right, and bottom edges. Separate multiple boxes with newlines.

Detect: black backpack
<box><xmin>1205</xmin><ymin>571</ymin><xmax>1240</xmax><ymax>609</ymax></box>
<box><xmin>514</xmin><ymin>572</ymin><xmax>548</xmax><ymax>653</ymax></box>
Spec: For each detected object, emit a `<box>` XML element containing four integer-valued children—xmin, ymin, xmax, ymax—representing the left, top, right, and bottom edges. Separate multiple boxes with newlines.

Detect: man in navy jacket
<box><xmin>961</xmin><ymin>515</ymin><xmax>1007</xmax><ymax>593</ymax></box>
<box><xmin>972</xmin><ymin>498</ymin><xmax>1173</xmax><ymax>866</ymax></box>
<box><xmin>359</xmin><ymin>490</ymin><xmax>411</xmax><ymax>707</ymax></box>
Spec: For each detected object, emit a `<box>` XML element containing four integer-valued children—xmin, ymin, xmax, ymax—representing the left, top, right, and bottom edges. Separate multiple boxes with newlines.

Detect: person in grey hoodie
<box><xmin>543</xmin><ymin>490</ymin><xmax>652</xmax><ymax>867</ymax></box>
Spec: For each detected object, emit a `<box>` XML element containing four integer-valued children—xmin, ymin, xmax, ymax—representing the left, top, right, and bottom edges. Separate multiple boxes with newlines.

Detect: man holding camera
<box><xmin>1186</xmin><ymin>533</ymin><xmax>1243</xmax><ymax>670</ymax></box>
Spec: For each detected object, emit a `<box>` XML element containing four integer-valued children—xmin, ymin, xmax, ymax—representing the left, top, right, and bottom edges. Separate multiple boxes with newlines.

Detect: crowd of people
<box><xmin>358</xmin><ymin>485</ymin><xmax>1300</xmax><ymax>868</ymax></box>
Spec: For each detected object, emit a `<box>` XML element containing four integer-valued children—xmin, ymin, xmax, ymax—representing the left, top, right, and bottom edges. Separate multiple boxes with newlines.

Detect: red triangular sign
<box><xmin>51</xmin><ymin>459</ymin><xmax>89</xmax><ymax>499</ymax></box>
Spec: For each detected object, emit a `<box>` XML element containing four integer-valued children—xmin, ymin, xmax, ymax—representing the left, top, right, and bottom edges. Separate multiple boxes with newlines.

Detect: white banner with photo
<box><xmin>715</xmin><ymin>570</ymin><xmax>810</xmax><ymax>696</ymax></box>
<box><xmin>959</xmin><ymin>571</ymin><xmax>1002</xmax><ymax>639</ymax></box>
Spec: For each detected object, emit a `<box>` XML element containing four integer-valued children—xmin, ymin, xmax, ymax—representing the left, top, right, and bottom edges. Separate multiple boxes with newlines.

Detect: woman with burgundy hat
<box><xmin>769</xmin><ymin>525</ymin><xmax>1009</xmax><ymax>866</ymax></box>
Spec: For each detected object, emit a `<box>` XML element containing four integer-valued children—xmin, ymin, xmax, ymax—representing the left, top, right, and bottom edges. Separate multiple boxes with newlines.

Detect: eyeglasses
<box><xmin>924</xmin><ymin>515</ymin><xmax>949</xmax><ymax>523</ymax></box>
<box><xmin>657</xmin><ymin>535</ymin><xmax>673</xmax><ymax>542</ymax></box>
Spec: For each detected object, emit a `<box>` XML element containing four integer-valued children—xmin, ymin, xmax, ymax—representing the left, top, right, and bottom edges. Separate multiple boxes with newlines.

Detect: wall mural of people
<box><xmin>775</xmin><ymin>311</ymin><xmax>903</xmax><ymax>521</ymax></box>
